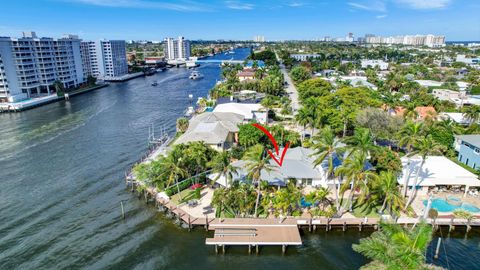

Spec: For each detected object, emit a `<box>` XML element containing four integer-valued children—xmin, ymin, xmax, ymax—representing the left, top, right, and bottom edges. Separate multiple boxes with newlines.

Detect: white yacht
<box><xmin>189</xmin><ymin>71</ymin><xmax>203</xmax><ymax>80</ymax></box>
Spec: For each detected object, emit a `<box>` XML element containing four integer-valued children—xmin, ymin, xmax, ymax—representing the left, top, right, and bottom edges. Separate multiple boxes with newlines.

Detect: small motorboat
<box><xmin>189</xmin><ymin>71</ymin><xmax>203</xmax><ymax>80</ymax></box>
<box><xmin>151</xmin><ymin>81</ymin><xmax>158</xmax><ymax>86</ymax></box>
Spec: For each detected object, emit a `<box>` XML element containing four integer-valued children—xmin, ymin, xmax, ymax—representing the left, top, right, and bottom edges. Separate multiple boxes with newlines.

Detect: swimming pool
<box><xmin>423</xmin><ymin>198</ymin><xmax>480</xmax><ymax>213</ymax></box>
<box><xmin>300</xmin><ymin>197</ymin><xmax>312</xmax><ymax>208</ymax></box>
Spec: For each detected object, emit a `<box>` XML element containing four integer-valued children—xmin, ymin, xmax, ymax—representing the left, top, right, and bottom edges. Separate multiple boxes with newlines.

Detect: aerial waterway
<box><xmin>0</xmin><ymin>47</ymin><xmax>478</xmax><ymax>269</ymax></box>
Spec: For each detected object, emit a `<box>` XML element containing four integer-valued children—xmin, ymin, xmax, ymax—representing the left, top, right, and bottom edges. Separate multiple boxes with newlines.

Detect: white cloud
<box><xmin>225</xmin><ymin>1</ymin><xmax>254</xmax><ymax>10</ymax></box>
<box><xmin>65</xmin><ymin>0</ymin><xmax>210</xmax><ymax>12</ymax></box>
<box><xmin>395</xmin><ymin>0</ymin><xmax>452</xmax><ymax>9</ymax></box>
<box><xmin>348</xmin><ymin>1</ymin><xmax>386</xmax><ymax>12</ymax></box>
<box><xmin>376</xmin><ymin>14</ymin><xmax>387</xmax><ymax>19</ymax></box>
<box><xmin>287</xmin><ymin>2</ymin><xmax>305</xmax><ymax>7</ymax></box>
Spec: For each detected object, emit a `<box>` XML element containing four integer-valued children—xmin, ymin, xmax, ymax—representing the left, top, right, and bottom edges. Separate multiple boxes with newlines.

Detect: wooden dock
<box><xmin>206</xmin><ymin>218</ymin><xmax>302</xmax><ymax>254</ymax></box>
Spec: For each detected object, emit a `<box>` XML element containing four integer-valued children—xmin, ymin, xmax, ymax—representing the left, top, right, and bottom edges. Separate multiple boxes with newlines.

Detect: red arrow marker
<box><xmin>251</xmin><ymin>123</ymin><xmax>290</xmax><ymax>166</ymax></box>
<box><xmin>267</xmin><ymin>142</ymin><xmax>290</xmax><ymax>166</ymax></box>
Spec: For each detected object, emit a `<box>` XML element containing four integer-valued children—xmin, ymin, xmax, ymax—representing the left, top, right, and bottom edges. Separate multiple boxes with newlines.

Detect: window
<box><xmin>475</xmin><ymin>148</ymin><xmax>480</xmax><ymax>155</ymax></box>
<box><xmin>459</xmin><ymin>155</ymin><xmax>463</xmax><ymax>162</ymax></box>
<box><xmin>466</xmin><ymin>158</ymin><xmax>469</xmax><ymax>166</ymax></box>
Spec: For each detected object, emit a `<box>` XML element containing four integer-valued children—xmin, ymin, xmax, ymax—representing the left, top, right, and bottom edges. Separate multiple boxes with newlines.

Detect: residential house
<box><xmin>209</xmin><ymin>147</ymin><xmax>372</xmax><ymax>189</ymax></box>
<box><xmin>398</xmin><ymin>155</ymin><xmax>480</xmax><ymax>197</ymax></box>
<box><xmin>213</xmin><ymin>103</ymin><xmax>267</xmax><ymax>124</ymax></box>
<box><xmin>439</xmin><ymin>112</ymin><xmax>471</xmax><ymax>125</ymax></box>
<box><xmin>174</xmin><ymin>112</ymin><xmax>244</xmax><ymax>151</ymax></box>
<box><xmin>455</xmin><ymin>135</ymin><xmax>480</xmax><ymax>170</ymax></box>
<box><xmin>360</xmin><ymin>59</ymin><xmax>389</xmax><ymax>70</ymax></box>
<box><xmin>237</xmin><ymin>70</ymin><xmax>256</xmax><ymax>82</ymax></box>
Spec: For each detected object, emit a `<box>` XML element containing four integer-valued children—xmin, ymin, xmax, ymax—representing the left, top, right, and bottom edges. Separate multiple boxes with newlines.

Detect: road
<box><xmin>279</xmin><ymin>63</ymin><xmax>300</xmax><ymax>115</ymax></box>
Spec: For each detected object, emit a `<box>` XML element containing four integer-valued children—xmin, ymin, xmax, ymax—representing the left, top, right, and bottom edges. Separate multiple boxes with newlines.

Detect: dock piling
<box><xmin>120</xmin><ymin>201</ymin><xmax>125</xmax><ymax>219</ymax></box>
<box><xmin>434</xmin><ymin>237</ymin><xmax>442</xmax><ymax>259</ymax></box>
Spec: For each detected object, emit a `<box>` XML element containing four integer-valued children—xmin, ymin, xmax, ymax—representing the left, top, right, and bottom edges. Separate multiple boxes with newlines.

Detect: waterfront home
<box><xmin>216</xmin><ymin>90</ymin><xmax>266</xmax><ymax>104</ymax></box>
<box><xmin>415</xmin><ymin>80</ymin><xmax>469</xmax><ymax>91</ymax></box>
<box><xmin>398</xmin><ymin>156</ymin><xmax>480</xmax><ymax>197</ymax></box>
<box><xmin>213</xmin><ymin>103</ymin><xmax>267</xmax><ymax>124</ymax></box>
<box><xmin>455</xmin><ymin>135</ymin><xmax>480</xmax><ymax>170</ymax></box>
<box><xmin>209</xmin><ymin>147</ymin><xmax>333</xmax><ymax>187</ymax></box>
<box><xmin>209</xmin><ymin>147</ymin><xmax>374</xmax><ymax>189</ymax></box>
<box><xmin>174</xmin><ymin>112</ymin><xmax>244</xmax><ymax>151</ymax></box>
<box><xmin>237</xmin><ymin>70</ymin><xmax>256</xmax><ymax>82</ymax></box>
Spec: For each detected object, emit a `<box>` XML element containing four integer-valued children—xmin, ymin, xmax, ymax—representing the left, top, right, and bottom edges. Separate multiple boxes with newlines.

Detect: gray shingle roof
<box><xmin>175</xmin><ymin>112</ymin><xmax>244</xmax><ymax>145</ymax></box>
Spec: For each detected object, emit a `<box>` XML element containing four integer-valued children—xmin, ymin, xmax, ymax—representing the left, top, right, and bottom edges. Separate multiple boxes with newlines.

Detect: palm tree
<box><xmin>373</xmin><ymin>171</ymin><xmax>405</xmax><ymax>215</ymax></box>
<box><xmin>159</xmin><ymin>155</ymin><xmax>188</xmax><ymax>199</ymax></box>
<box><xmin>260</xmin><ymin>96</ymin><xmax>275</xmax><ymax>125</ymax></box>
<box><xmin>186</xmin><ymin>142</ymin><xmax>210</xmax><ymax>176</ymax></box>
<box><xmin>345</xmin><ymin>128</ymin><xmax>375</xmax><ymax>157</ymax></box>
<box><xmin>208</xmin><ymin>151</ymin><xmax>237</xmax><ymax>188</ymax></box>
<box><xmin>295</xmin><ymin>107</ymin><xmax>312</xmax><ymax>141</ymax></box>
<box><xmin>176</xmin><ymin>117</ymin><xmax>189</xmax><ymax>133</ymax></box>
<box><xmin>353</xmin><ymin>222</ymin><xmax>433</xmax><ymax>269</ymax></box>
<box><xmin>405</xmin><ymin>135</ymin><xmax>444</xmax><ymax>208</ymax></box>
<box><xmin>398</xmin><ymin>121</ymin><xmax>424</xmax><ymax>197</ymax></box>
<box><xmin>311</xmin><ymin>126</ymin><xmax>344</xmax><ymax>210</ymax></box>
<box><xmin>304</xmin><ymin>97</ymin><xmax>322</xmax><ymax>135</ymax></box>
<box><xmin>335</xmin><ymin>152</ymin><xmax>378</xmax><ymax>212</ymax></box>
<box><xmin>244</xmin><ymin>144</ymin><xmax>275</xmax><ymax>217</ymax></box>
<box><xmin>463</xmin><ymin>105</ymin><xmax>480</xmax><ymax>126</ymax></box>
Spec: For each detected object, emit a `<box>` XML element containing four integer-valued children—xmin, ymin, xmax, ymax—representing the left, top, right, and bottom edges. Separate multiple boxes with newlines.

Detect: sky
<box><xmin>0</xmin><ymin>0</ymin><xmax>479</xmax><ymax>41</ymax></box>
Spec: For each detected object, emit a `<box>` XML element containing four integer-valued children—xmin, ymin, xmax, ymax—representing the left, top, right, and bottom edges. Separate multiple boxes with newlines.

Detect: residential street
<box><xmin>279</xmin><ymin>63</ymin><xmax>300</xmax><ymax>115</ymax></box>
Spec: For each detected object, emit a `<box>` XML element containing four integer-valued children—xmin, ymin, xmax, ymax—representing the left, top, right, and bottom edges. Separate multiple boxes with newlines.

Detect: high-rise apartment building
<box><xmin>254</xmin><ymin>35</ymin><xmax>265</xmax><ymax>42</ymax></box>
<box><xmin>164</xmin><ymin>36</ymin><xmax>191</xmax><ymax>60</ymax></box>
<box><xmin>0</xmin><ymin>32</ymin><xmax>84</xmax><ymax>102</ymax></box>
<box><xmin>80</xmin><ymin>40</ymin><xmax>128</xmax><ymax>79</ymax></box>
<box><xmin>365</xmin><ymin>34</ymin><xmax>445</xmax><ymax>47</ymax></box>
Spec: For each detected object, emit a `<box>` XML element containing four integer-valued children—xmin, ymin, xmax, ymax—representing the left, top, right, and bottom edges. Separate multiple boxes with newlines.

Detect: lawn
<box><xmin>351</xmin><ymin>202</ymin><xmax>381</xmax><ymax>218</ymax></box>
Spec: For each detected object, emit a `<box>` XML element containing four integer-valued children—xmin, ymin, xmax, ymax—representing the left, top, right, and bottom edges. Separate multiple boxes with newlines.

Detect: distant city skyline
<box><xmin>0</xmin><ymin>0</ymin><xmax>479</xmax><ymax>41</ymax></box>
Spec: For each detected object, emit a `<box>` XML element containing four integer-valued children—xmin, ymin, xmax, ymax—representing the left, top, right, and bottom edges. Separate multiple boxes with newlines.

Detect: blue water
<box><xmin>205</xmin><ymin>107</ymin><xmax>214</xmax><ymax>112</ymax></box>
<box><xmin>423</xmin><ymin>198</ymin><xmax>480</xmax><ymax>213</ymax></box>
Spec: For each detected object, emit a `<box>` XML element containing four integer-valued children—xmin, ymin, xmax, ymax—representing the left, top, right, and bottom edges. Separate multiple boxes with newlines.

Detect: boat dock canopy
<box><xmin>205</xmin><ymin>218</ymin><xmax>302</xmax><ymax>246</ymax></box>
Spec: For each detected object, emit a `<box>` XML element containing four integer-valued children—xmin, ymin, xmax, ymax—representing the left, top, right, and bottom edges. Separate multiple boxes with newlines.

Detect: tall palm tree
<box><xmin>261</xmin><ymin>96</ymin><xmax>276</xmax><ymax>125</ymax></box>
<box><xmin>345</xmin><ymin>128</ymin><xmax>376</xmax><ymax>157</ymax></box>
<box><xmin>312</xmin><ymin>126</ymin><xmax>344</xmax><ymax>210</ymax></box>
<box><xmin>244</xmin><ymin>144</ymin><xmax>275</xmax><ymax>217</ymax></box>
<box><xmin>398</xmin><ymin>121</ymin><xmax>424</xmax><ymax>197</ymax></box>
<box><xmin>373</xmin><ymin>171</ymin><xmax>405</xmax><ymax>214</ymax></box>
<box><xmin>208</xmin><ymin>151</ymin><xmax>237</xmax><ymax>188</ymax></box>
<box><xmin>305</xmin><ymin>97</ymin><xmax>322</xmax><ymax>135</ymax></box>
<box><xmin>405</xmin><ymin>135</ymin><xmax>444</xmax><ymax>208</ymax></box>
<box><xmin>159</xmin><ymin>155</ymin><xmax>188</xmax><ymax>199</ymax></box>
<box><xmin>295</xmin><ymin>107</ymin><xmax>312</xmax><ymax>141</ymax></box>
<box><xmin>335</xmin><ymin>152</ymin><xmax>378</xmax><ymax>212</ymax></box>
<box><xmin>187</xmin><ymin>142</ymin><xmax>210</xmax><ymax>176</ymax></box>
<box><xmin>463</xmin><ymin>105</ymin><xmax>480</xmax><ymax>126</ymax></box>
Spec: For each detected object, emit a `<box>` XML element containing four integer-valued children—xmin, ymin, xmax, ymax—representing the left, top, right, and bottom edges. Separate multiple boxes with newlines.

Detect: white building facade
<box><xmin>164</xmin><ymin>36</ymin><xmax>191</xmax><ymax>61</ymax></box>
<box><xmin>365</xmin><ymin>34</ymin><xmax>445</xmax><ymax>47</ymax></box>
<box><xmin>80</xmin><ymin>40</ymin><xmax>128</xmax><ymax>80</ymax></box>
<box><xmin>361</xmin><ymin>59</ymin><xmax>389</xmax><ymax>70</ymax></box>
<box><xmin>0</xmin><ymin>32</ymin><xmax>85</xmax><ymax>102</ymax></box>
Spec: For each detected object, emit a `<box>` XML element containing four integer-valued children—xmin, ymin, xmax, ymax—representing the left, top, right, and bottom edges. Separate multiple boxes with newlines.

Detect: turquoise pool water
<box><xmin>205</xmin><ymin>107</ymin><xmax>214</xmax><ymax>112</ymax></box>
<box><xmin>423</xmin><ymin>198</ymin><xmax>480</xmax><ymax>213</ymax></box>
<box><xmin>300</xmin><ymin>197</ymin><xmax>312</xmax><ymax>208</ymax></box>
